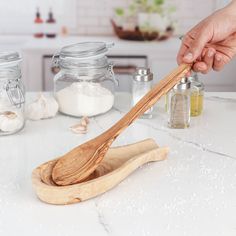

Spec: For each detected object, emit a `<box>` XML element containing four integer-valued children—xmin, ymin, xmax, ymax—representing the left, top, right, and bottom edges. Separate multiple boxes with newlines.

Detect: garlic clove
<box><xmin>69</xmin><ymin>124</ymin><xmax>87</xmax><ymax>134</ymax></box>
<box><xmin>69</xmin><ymin>117</ymin><xmax>90</xmax><ymax>134</ymax></box>
<box><xmin>84</xmin><ymin>116</ymin><xmax>90</xmax><ymax>124</ymax></box>
<box><xmin>5</xmin><ymin>111</ymin><xmax>17</xmax><ymax>119</ymax></box>
<box><xmin>81</xmin><ymin>116</ymin><xmax>89</xmax><ymax>126</ymax></box>
<box><xmin>72</xmin><ymin>130</ymin><xmax>87</xmax><ymax>134</ymax></box>
<box><xmin>0</xmin><ymin>111</ymin><xmax>17</xmax><ymax>119</ymax></box>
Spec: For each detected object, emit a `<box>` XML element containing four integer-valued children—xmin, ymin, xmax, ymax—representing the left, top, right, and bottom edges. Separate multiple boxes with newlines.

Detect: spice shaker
<box><xmin>132</xmin><ymin>67</ymin><xmax>153</xmax><ymax>119</ymax></box>
<box><xmin>167</xmin><ymin>77</ymin><xmax>191</xmax><ymax>129</ymax></box>
<box><xmin>189</xmin><ymin>72</ymin><xmax>204</xmax><ymax>117</ymax></box>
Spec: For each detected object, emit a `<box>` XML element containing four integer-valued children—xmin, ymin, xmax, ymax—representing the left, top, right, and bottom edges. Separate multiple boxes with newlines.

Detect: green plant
<box><xmin>133</xmin><ymin>0</ymin><xmax>166</xmax><ymax>13</ymax></box>
<box><xmin>115</xmin><ymin>8</ymin><xmax>125</xmax><ymax>16</ymax></box>
<box><xmin>115</xmin><ymin>0</ymin><xmax>174</xmax><ymax>17</ymax></box>
<box><xmin>128</xmin><ymin>4</ymin><xmax>137</xmax><ymax>16</ymax></box>
<box><xmin>154</xmin><ymin>0</ymin><xmax>164</xmax><ymax>5</ymax></box>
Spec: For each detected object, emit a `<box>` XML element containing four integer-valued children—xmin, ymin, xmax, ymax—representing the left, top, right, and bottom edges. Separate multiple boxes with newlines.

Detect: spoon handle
<box><xmin>103</xmin><ymin>64</ymin><xmax>192</xmax><ymax>140</ymax></box>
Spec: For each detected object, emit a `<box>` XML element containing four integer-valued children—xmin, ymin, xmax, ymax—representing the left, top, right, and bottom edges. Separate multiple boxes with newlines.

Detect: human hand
<box><xmin>177</xmin><ymin>1</ymin><xmax>236</xmax><ymax>73</ymax></box>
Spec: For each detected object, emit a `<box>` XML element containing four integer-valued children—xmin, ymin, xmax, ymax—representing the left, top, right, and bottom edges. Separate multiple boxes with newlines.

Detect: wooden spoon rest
<box><xmin>32</xmin><ymin>139</ymin><xmax>169</xmax><ymax>205</ymax></box>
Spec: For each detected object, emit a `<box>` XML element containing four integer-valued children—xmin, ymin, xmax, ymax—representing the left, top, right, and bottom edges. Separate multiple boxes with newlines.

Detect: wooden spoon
<box><xmin>52</xmin><ymin>63</ymin><xmax>192</xmax><ymax>186</ymax></box>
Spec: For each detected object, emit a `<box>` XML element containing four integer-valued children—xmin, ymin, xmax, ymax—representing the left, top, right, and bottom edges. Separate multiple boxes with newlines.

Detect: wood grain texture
<box><xmin>52</xmin><ymin>64</ymin><xmax>191</xmax><ymax>186</ymax></box>
<box><xmin>32</xmin><ymin>139</ymin><xmax>169</xmax><ymax>205</ymax></box>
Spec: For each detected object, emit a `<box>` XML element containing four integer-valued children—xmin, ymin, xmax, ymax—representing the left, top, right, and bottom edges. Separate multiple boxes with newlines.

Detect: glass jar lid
<box><xmin>59</xmin><ymin>42</ymin><xmax>114</xmax><ymax>60</ymax></box>
<box><xmin>0</xmin><ymin>51</ymin><xmax>21</xmax><ymax>67</ymax></box>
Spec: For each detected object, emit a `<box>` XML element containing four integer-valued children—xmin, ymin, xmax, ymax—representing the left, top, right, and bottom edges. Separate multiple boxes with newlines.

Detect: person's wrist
<box><xmin>226</xmin><ymin>1</ymin><xmax>236</xmax><ymax>16</ymax></box>
<box><xmin>229</xmin><ymin>0</ymin><xmax>236</xmax><ymax>7</ymax></box>
<box><xmin>224</xmin><ymin>1</ymin><xmax>236</xmax><ymax>31</ymax></box>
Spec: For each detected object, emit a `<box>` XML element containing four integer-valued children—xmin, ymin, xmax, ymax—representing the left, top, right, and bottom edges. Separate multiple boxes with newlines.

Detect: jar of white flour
<box><xmin>53</xmin><ymin>42</ymin><xmax>117</xmax><ymax>117</ymax></box>
<box><xmin>0</xmin><ymin>51</ymin><xmax>25</xmax><ymax>135</ymax></box>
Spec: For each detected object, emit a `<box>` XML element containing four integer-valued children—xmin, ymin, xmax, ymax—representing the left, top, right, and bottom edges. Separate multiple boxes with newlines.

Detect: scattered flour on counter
<box><xmin>56</xmin><ymin>82</ymin><xmax>114</xmax><ymax>117</ymax></box>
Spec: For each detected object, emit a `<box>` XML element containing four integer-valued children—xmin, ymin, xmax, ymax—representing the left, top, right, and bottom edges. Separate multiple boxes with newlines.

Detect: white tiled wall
<box><xmin>74</xmin><ymin>0</ymin><xmax>130</xmax><ymax>35</ymax></box>
<box><xmin>74</xmin><ymin>0</ymin><xmax>217</xmax><ymax>36</ymax></box>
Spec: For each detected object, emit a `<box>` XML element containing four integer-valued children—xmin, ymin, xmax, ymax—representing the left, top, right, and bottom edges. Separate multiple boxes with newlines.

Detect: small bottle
<box><xmin>189</xmin><ymin>73</ymin><xmax>204</xmax><ymax>117</ymax></box>
<box><xmin>33</xmin><ymin>7</ymin><xmax>44</xmax><ymax>38</ymax></box>
<box><xmin>167</xmin><ymin>77</ymin><xmax>191</xmax><ymax>129</ymax></box>
<box><xmin>132</xmin><ymin>67</ymin><xmax>153</xmax><ymax>119</ymax></box>
<box><xmin>45</xmin><ymin>8</ymin><xmax>57</xmax><ymax>38</ymax></box>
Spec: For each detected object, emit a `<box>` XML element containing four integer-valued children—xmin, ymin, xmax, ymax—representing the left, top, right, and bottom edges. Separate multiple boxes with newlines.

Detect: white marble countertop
<box><xmin>0</xmin><ymin>92</ymin><xmax>236</xmax><ymax>236</ymax></box>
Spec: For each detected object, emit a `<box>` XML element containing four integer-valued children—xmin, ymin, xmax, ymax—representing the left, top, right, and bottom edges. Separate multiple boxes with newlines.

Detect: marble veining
<box><xmin>94</xmin><ymin>199</ymin><xmax>111</xmax><ymax>235</ymax></box>
<box><xmin>205</xmin><ymin>96</ymin><xmax>236</xmax><ymax>103</ymax></box>
<box><xmin>137</xmin><ymin>120</ymin><xmax>236</xmax><ymax>161</ymax></box>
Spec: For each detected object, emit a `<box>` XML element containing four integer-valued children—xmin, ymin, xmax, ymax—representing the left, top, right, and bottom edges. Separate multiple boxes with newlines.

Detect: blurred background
<box><xmin>0</xmin><ymin>0</ymin><xmax>234</xmax><ymax>92</ymax></box>
<box><xmin>0</xmin><ymin>0</ymin><xmax>231</xmax><ymax>35</ymax></box>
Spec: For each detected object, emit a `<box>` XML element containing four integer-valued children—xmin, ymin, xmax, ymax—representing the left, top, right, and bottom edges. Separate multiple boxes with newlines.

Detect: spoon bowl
<box><xmin>52</xmin><ymin>136</ymin><xmax>113</xmax><ymax>185</ymax></box>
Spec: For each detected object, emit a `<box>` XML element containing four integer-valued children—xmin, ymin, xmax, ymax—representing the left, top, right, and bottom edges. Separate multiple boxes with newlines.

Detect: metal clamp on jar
<box><xmin>0</xmin><ymin>51</ymin><xmax>25</xmax><ymax>135</ymax></box>
<box><xmin>53</xmin><ymin>42</ymin><xmax>118</xmax><ymax>117</ymax></box>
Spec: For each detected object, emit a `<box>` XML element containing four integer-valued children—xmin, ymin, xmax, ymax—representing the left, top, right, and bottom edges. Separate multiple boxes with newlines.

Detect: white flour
<box><xmin>56</xmin><ymin>82</ymin><xmax>114</xmax><ymax>117</ymax></box>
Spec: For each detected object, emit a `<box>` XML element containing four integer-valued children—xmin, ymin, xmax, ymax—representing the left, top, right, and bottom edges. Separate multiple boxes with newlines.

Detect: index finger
<box><xmin>177</xmin><ymin>42</ymin><xmax>188</xmax><ymax>65</ymax></box>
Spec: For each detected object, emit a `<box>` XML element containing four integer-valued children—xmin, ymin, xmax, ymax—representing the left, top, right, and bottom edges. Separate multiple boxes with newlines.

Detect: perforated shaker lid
<box><xmin>133</xmin><ymin>67</ymin><xmax>153</xmax><ymax>82</ymax></box>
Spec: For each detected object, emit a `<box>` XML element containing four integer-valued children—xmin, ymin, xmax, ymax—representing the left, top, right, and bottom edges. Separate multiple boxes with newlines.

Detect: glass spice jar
<box><xmin>132</xmin><ymin>67</ymin><xmax>153</xmax><ymax>119</ymax></box>
<box><xmin>167</xmin><ymin>77</ymin><xmax>191</xmax><ymax>129</ymax></box>
<box><xmin>0</xmin><ymin>51</ymin><xmax>25</xmax><ymax>135</ymax></box>
<box><xmin>189</xmin><ymin>73</ymin><xmax>204</xmax><ymax>117</ymax></box>
<box><xmin>53</xmin><ymin>42</ymin><xmax>118</xmax><ymax>117</ymax></box>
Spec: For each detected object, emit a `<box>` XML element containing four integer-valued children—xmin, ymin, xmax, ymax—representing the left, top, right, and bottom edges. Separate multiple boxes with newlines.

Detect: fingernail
<box><xmin>183</xmin><ymin>52</ymin><xmax>193</xmax><ymax>61</ymax></box>
<box><xmin>207</xmin><ymin>50</ymin><xmax>214</xmax><ymax>57</ymax></box>
<box><xmin>216</xmin><ymin>54</ymin><xmax>222</xmax><ymax>61</ymax></box>
<box><xmin>197</xmin><ymin>64</ymin><xmax>206</xmax><ymax>71</ymax></box>
<box><xmin>197</xmin><ymin>65</ymin><xmax>204</xmax><ymax>70</ymax></box>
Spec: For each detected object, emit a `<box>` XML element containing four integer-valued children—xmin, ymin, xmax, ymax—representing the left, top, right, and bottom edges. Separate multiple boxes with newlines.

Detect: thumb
<box><xmin>182</xmin><ymin>32</ymin><xmax>210</xmax><ymax>63</ymax></box>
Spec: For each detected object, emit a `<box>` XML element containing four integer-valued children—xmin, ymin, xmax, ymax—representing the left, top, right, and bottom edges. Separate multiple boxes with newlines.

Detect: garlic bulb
<box><xmin>0</xmin><ymin>110</ymin><xmax>24</xmax><ymax>132</ymax></box>
<box><xmin>26</xmin><ymin>93</ymin><xmax>59</xmax><ymax>121</ymax></box>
